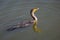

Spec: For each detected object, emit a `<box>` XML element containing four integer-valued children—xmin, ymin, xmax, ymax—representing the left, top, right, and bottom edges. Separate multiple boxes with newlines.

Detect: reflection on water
<box><xmin>33</xmin><ymin>20</ymin><xmax>41</xmax><ymax>32</ymax></box>
<box><xmin>0</xmin><ymin>0</ymin><xmax>60</xmax><ymax>40</ymax></box>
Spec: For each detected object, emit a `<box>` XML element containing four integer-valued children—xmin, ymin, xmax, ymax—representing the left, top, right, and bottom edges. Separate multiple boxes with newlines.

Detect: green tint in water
<box><xmin>33</xmin><ymin>21</ymin><xmax>41</xmax><ymax>32</ymax></box>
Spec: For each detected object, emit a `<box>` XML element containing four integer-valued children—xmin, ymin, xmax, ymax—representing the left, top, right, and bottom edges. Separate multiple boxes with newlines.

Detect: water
<box><xmin>0</xmin><ymin>0</ymin><xmax>60</xmax><ymax>40</ymax></box>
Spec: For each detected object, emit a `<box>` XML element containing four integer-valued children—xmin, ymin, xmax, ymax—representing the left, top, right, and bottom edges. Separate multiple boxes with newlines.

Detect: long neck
<box><xmin>30</xmin><ymin>11</ymin><xmax>37</xmax><ymax>21</ymax></box>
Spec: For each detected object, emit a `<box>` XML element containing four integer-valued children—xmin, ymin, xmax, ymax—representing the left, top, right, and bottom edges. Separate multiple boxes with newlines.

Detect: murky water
<box><xmin>0</xmin><ymin>0</ymin><xmax>60</xmax><ymax>40</ymax></box>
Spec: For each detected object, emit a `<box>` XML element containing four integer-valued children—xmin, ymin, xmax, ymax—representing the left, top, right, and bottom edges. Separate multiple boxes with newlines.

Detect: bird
<box><xmin>7</xmin><ymin>8</ymin><xmax>40</xmax><ymax>32</ymax></box>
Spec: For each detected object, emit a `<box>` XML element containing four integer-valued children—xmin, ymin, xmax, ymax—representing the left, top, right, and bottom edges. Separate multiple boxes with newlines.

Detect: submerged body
<box><xmin>7</xmin><ymin>20</ymin><xmax>34</xmax><ymax>31</ymax></box>
<box><xmin>17</xmin><ymin>20</ymin><xmax>34</xmax><ymax>27</ymax></box>
<box><xmin>7</xmin><ymin>8</ymin><xmax>40</xmax><ymax>32</ymax></box>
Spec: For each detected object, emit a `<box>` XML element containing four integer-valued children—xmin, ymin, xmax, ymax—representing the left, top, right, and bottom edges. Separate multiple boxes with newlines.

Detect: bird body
<box><xmin>7</xmin><ymin>8</ymin><xmax>40</xmax><ymax>32</ymax></box>
<box><xmin>7</xmin><ymin>20</ymin><xmax>34</xmax><ymax>31</ymax></box>
<box><xmin>16</xmin><ymin>20</ymin><xmax>34</xmax><ymax>28</ymax></box>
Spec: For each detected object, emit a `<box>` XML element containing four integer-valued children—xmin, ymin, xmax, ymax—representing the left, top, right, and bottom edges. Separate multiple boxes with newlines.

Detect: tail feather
<box><xmin>6</xmin><ymin>27</ymin><xmax>18</xmax><ymax>31</ymax></box>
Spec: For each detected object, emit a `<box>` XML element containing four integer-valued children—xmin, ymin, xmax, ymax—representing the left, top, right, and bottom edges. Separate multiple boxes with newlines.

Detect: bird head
<box><xmin>32</xmin><ymin>8</ymin><xmax>39</xmax><ymax>13</ymax></box>
<box><xmin>30</xmin><ymin>8</ymin><xmax>39</xmax><ymax>13</ymax></box>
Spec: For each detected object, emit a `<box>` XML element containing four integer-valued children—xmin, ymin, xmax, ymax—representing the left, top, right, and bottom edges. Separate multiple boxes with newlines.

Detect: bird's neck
<box><xmin>31</xmin><ymin>12</ymin><xmax>37</xmax><ymax>22</ymax></box>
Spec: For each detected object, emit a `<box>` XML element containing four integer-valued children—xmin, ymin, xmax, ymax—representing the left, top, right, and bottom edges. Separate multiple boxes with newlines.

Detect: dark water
<box><xmin>0</xmin><ymin>0</ymin><xmax>60</xmax><ymax>40</ymax></box>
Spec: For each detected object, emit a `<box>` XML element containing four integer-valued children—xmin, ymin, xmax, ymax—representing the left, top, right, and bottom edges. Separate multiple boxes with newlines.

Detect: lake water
<box><xmin>0</xmin><ymin>0</ymin><xmax>60</xmax><ymax>40</ymax></box>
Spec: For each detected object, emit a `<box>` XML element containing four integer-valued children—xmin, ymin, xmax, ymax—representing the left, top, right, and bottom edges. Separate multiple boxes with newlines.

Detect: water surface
<box><xmin>0</xmin><ymin>0</ymin><xmax>60</xmax><ymax>40</ymax></box>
